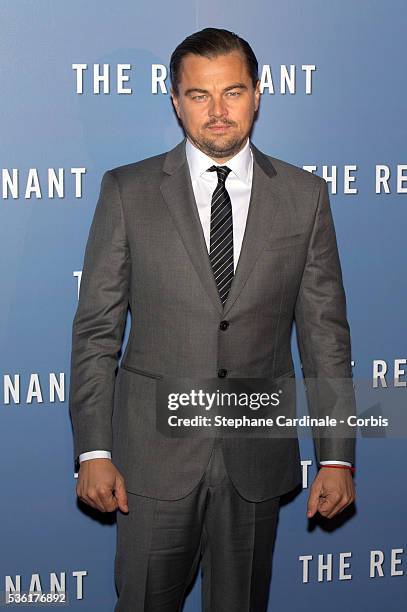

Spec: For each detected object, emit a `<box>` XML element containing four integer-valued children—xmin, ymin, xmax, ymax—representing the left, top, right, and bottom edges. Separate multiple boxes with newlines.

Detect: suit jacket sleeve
<box><xmin>69</xmin><ymin>170</ymin><xmax>131</xmax><ymax>463</ymax></box>
<box><xmin>294</xmin><ymin>177</ymin><xmax>356</xmax><ymax>465</ymax></box>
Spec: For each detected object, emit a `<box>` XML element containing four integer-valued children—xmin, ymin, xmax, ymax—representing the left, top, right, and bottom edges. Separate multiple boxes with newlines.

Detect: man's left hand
<box><xmin>307</xmin><ymin>467</ymin><xmax>356</xmax><ymax>519</ymax></box>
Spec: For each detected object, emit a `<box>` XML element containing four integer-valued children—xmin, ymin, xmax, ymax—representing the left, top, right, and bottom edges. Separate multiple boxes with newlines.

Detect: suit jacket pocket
<box><xmin>274</xmin><ymin>368</ymin><xmax>295</xmax><ymax>381</ymax></box>
<box><xmin>264</xmin><ymin>232</ymin><xmax>307</xmax><ymax>251</ymax></box>
<box><xmin>120</xmin><ymin>363</ymin><xmax>163</xmax><ymax>380</ymax></box>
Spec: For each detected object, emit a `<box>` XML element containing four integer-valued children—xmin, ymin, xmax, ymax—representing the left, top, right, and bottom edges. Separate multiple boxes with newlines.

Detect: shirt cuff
<box><xmin>74</xmin><ymin>451</ymin><xmax>112</xmax><ymax>479</ymax></box>
<box><xmin>319</xmin><ymin>460</ymin><xmax>352</xmax><ymax>467</ymax></box>
<box><xmin>79</xmin><ymin>450</ymin><xmax>112</xmax><ymax>462</ymax></box>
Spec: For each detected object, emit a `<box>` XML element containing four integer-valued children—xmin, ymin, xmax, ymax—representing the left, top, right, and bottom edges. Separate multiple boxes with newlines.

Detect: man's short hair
<box><xmin>170</xmin><ymin>27</ymin><xmax>259</xmax><ymax>96</ymax></box>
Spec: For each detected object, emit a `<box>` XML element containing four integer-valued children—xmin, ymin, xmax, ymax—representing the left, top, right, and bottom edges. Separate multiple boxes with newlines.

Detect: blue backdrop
<box><xmin>1</xmin><ymin>1</ymin><xmax>406</xmax><ymax>609</ymax></box>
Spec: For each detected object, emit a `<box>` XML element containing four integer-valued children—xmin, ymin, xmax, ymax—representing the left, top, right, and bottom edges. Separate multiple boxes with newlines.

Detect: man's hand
<box><xmin>307</xmin><ymin>467</ymin><xmax>355</xmax><ymax>519</ymax></box>
<box><xmin>76</xmin><ymin>458</ymin><xmax>129</xmax><ymax>513</ymax></box>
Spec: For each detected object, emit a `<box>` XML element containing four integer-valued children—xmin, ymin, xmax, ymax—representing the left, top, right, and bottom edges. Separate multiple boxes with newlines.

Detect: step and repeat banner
<box><xmin>1</xmin><ymin>1</ymin><xmax>406</xmax><ymax>610</ymax></box>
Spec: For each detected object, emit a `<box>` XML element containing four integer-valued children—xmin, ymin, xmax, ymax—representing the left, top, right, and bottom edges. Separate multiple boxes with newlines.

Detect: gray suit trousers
<box><xmin>114</xmin><ymin>440</ymin><xmax>280</xmax><ymax>612</ymax></box>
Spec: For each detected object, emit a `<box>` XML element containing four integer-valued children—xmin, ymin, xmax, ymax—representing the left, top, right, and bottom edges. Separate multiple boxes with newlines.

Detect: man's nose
<box><xmin>208</xmin><ymin>97</ymin><xmax>227</xmax><ymax>118</ymax></box>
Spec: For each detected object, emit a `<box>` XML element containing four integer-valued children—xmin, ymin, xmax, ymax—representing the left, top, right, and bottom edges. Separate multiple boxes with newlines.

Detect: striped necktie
<box><xmin>207</xmin><ymin>165</ymin><xmax>233</xmax><ymax>306</ymax></box>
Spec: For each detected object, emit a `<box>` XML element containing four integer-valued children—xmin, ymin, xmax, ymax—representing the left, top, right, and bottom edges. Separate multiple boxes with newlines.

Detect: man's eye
<box><xmin>227</xmin><ymin>91</ymin><xmax>240</xmax><ymax>97</ymax></box>
<box><xmin>193</xmin><ymin>95</ymin><xmax>206</xmax><ymax>101</ymax></box>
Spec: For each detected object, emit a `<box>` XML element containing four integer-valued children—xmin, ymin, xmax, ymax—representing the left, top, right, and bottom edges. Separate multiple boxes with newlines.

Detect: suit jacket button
<box><xmin>218</xmin><ymin>368</ymin><xmax>227</xmax><ymax>378</ymax></box>
<box><xmin>219</xmin><ymin>320</ymin><xmax>229</xmax><ymax>331</ymax></box>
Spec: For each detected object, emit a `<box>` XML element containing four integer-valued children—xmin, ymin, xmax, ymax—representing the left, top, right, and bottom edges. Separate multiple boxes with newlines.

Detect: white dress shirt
<box><xmin>77</xmin><ymin>137</ymin><xmax>351</xmax><ymax>471</ymax></box>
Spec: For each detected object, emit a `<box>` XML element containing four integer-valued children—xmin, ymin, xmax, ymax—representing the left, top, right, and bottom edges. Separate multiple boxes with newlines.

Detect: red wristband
<box><xmin>320</xmin><ymin>464</ymin><xmax>355</xmax><ymax>474</ymax></box>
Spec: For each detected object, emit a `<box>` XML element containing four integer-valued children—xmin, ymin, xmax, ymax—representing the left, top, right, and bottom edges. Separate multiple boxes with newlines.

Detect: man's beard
<box><xmin>186</xmin><ymin>127</ymin><xmax>248</xmax><ymax>159</ymax></box>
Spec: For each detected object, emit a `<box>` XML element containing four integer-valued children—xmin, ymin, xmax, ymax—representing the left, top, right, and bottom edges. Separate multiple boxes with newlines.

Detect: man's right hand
<box><xmin>76</xmin><ymin>459</ymin><xmax>129</xmax><ymax>513</ymax></box>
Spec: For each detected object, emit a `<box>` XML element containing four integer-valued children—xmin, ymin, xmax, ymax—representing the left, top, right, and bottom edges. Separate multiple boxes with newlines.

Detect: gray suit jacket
<box><xmin>69</xmin><ymin>137</ymin><xmax>356</xmax><ymax>502</ymax></box>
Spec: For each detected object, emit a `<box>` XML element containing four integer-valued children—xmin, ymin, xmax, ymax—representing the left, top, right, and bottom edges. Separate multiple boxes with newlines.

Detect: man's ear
<box><xmin>170</xmin><ymin>88</ymin><xmax>180</xmax><ymax>118</ymax></box>
<box><xmin>254</xmin><ymin>79</ymin><xmax>261</xmax><ymax>112</ymax></box>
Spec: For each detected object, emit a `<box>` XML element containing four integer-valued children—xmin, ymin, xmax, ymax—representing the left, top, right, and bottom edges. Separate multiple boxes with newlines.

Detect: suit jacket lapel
<box><xmin>159</xmin><ymin>137</ymin><xmax>283</xmax><ymax>317</ymax></box>
<box><xmin>160</xmin><ymin>138</ymin><xmax>224</xmax><ymax>314</ymax></box>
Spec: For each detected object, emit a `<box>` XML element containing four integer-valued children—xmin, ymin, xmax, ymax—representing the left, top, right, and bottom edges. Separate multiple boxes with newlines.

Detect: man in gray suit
<box><xmin>70</xmin><ymin>28</ymin><xmax>356</xmax><ymax>611</ymax></box>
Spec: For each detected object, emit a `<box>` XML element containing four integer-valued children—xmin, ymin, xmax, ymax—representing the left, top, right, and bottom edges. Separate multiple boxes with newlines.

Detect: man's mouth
<box><xmin>207</xmin><ymin>124</ymin><xmax>232</xmax><ymax>131</ymax></box>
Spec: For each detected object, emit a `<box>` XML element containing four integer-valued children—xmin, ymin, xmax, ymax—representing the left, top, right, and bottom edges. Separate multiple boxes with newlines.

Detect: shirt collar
<box><xmin>185</xmin><ymin>136</ymin><xmax>252</xmax><ymax>185</ymax></box>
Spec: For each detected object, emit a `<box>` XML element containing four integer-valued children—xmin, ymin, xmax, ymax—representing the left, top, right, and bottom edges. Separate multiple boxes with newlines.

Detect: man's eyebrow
<box><xmin>183</xmin><ymin>83</ymin><xmax>248</xmax><ymax>96</ymax></box>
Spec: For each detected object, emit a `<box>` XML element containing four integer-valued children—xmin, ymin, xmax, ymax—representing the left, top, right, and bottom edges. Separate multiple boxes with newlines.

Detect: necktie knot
<box><xmin>207</xmin><ymin>165</ymin><xmax>232</xmax><ymax>185</ymax></box>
